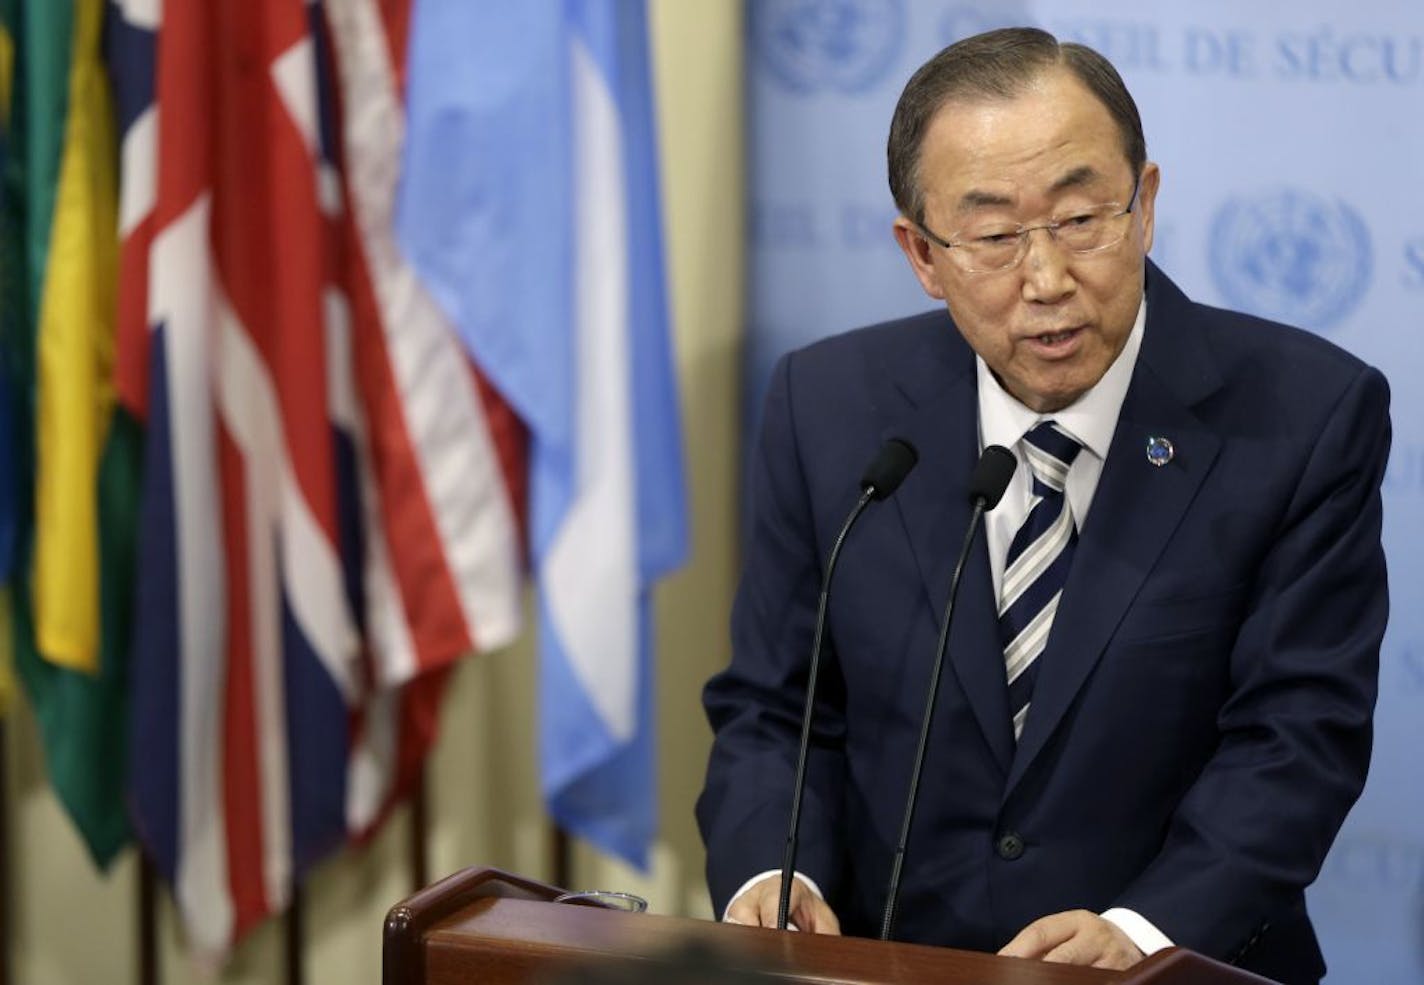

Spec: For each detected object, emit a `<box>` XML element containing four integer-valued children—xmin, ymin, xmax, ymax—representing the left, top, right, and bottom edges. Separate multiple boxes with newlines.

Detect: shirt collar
<box><xmin>977</xmin><ymin>298</ymin><xmax>1147</xmax><ymax>460</ymax></box>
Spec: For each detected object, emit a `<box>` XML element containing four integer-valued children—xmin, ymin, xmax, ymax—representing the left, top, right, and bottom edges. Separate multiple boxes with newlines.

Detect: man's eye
<box><xmin>972</xmin><ymin>231</ymin><xmax>1020</xmax><ymax>246</ymax></box>
<box><xmin>1060</xmin><ymin>213</ymin><xmax>1100</xmax><ymax>228</ymax></box>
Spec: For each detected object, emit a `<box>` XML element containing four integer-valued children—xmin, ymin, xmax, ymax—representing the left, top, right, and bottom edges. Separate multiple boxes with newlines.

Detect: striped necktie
<box><xmin>999</xmin><ymin>421</ymin><xmax>1083</xmax><ymax>740</ymax></box>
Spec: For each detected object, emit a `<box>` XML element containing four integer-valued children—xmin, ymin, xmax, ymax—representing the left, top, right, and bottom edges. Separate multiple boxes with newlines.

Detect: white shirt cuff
<box><xmin>722</xmin><ymin>869</ymin><xmax>825</xmax><ymax>923</ymax></box>
<box><xmin>1101</xmin><ymin>907</ymin><xmax>1174</xmax><ymax>956</ymax></box>
<box><xmin>727</xmin><ymin>876</ymin><xmax>1169</xmax><ymax>953</ymax></box>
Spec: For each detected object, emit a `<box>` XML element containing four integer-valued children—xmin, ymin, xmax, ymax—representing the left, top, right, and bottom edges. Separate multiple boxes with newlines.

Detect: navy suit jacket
<box><xmin>698</xmin><ymin>263</ymin><xmax>1389</xmax><ymax>985</ymax></box>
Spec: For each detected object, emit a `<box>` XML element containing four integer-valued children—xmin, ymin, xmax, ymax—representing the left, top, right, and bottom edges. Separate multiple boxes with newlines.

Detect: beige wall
<box><xmin>4</xmin><ymin>3</ymin><xmax>744</xmax><ymax>981</ymax></box>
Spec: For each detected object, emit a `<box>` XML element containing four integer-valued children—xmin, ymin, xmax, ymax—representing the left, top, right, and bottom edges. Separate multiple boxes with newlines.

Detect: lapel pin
<box><xmin>1146</xmin><ymin>436</ymin><xmax>1174</xmax><ymax>468</ymax></box>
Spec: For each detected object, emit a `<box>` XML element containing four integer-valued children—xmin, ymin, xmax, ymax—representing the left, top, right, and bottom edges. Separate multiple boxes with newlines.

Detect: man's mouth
<box><xmin>1025</xmin><ymin>327</ymin><xmax>1084</xmax><ymax>351</ymax></box>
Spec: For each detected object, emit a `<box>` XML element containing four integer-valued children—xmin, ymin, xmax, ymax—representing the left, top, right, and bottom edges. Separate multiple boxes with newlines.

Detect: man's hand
<box><xmin>998</xmin><ymin>910</ymin><xmax>1145</xmax><ymax>970</ymax></box>
<box><xmin>723</xmin><ymin>874</ymin><xmax>842</xmax><ymax>934</ymax></box>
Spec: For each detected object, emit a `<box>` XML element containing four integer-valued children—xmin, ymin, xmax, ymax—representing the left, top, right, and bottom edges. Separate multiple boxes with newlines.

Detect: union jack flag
<box><xmin>109</xmin><ymin>0</ymin><xmax>525</xmax><ymax>956</ymax></box>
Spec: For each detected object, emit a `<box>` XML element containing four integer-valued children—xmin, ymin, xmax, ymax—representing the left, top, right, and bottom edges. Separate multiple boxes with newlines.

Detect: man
<box><xmin>697</xmin><ymin>27</ymin><xmax>1388</xmax><ymax>985</ymax></box>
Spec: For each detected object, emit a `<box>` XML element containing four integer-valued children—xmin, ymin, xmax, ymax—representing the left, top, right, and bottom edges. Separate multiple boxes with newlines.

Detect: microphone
<box><xmin>879</xmin><ymin>445</ymin><xmax>1015</xmax><ymax>940</ymax></box>
<box><xmin>860</xmin><ymin>438</ymin><xmax>919</xmax><ymax>501</ymax></box>
<box><xmin>776</xmin><ymin>438</ymin><xmax>919</xmax><ymax>931</ymax></box>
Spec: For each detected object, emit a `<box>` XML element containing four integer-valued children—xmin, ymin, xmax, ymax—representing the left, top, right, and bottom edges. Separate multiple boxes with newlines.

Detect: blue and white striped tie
<box><xmin>999</xmin><ymin>421</ymin><xmax>1083</xmax><ymax>741</ymax></box>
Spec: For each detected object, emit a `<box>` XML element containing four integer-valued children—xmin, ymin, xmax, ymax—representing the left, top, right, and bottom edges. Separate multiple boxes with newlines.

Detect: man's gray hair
<box><xmin>888</xmin><ymin>27</ymin><xmax>1147</xmax><ymax>223</ymax></box>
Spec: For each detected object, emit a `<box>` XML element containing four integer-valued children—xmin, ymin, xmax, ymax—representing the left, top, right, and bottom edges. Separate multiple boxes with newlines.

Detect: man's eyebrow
<box><xmin>955</xmin><ymin>189</ymin><xmax>1014</xmax><ymax>211</ymax></box>
<box><xmin>1048</xmin><ymin>165</ymin><xmax>1102</xmax><ymax>192</ymax></box>
<box><xmin>954</xmin><ymin>167</ymin><xmax>1104</xmax><ymax>212</ymax></box>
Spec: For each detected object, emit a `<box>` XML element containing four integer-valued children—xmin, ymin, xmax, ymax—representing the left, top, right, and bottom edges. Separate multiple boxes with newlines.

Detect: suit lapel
<box><xmin>885</xmin><ymin>327</ymin><xmax>1015</xmax><ymax>773</ymax></box>
<box><xmin>1006</xmin><ymin>265</ymin><xmax>1225</xmax><ymax>796</ymax></box>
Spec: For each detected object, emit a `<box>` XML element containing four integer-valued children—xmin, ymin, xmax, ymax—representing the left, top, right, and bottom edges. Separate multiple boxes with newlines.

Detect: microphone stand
<box><xmin>776</xmin><ymin>486</ymin><xmax>874</xmax><ymax>931</ymax></box>
<box><xmin>879</xmin><ymin>492</ymin><xmax>991</xmax><ymax>941</ymax></box>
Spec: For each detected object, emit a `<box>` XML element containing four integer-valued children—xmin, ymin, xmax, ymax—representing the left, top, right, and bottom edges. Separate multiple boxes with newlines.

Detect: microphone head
<box><xmin>861</xmin><ymin>438</ymin><xmax>919</xmax><ymax>500</ymax></box>
<box><xmin>969</xmin><ymin>445</ymin><xmax>1016</xmax><ymax>509</ymax></box>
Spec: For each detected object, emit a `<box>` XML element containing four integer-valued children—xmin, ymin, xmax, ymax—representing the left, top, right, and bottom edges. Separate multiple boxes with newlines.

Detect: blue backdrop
<box><xmin>745</xmin><ymin>2</ymin><xmax>1423</xmax><ymax>981</ymax></box>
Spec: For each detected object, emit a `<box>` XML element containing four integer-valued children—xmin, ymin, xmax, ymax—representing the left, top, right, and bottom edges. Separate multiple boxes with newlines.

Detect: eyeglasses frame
<box><xmin>914</xmin><ymin>171</ymin><xmax>1144</xmax><ymax>273</ymax></box>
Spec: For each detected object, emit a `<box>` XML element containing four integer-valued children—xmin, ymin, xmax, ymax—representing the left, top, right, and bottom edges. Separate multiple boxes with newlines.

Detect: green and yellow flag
<box><xmin>2</xmin><ymin>0</ymin><xmax>24</xmax><ymax>716</ymax></box>
<box><xmin>1</xmin><ymin>0</ymin><xmax>141</xmax><ymax>869</ymax></box>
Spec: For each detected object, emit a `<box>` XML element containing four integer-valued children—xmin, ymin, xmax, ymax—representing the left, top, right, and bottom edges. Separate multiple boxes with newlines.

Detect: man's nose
<box><xmin>1019</xmin><ymin>228</ymin><xmax>1076</xmax><ymax>303</ymax></box>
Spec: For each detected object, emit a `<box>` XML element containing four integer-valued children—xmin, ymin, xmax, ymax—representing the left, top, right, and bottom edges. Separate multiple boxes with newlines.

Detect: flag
<box><xmin>319</xmin><ymin>0</ymin><xmax>528</xmax><ymax>834</ymax></box>
<box><xmin>1</xmin><ymin>0</ymin><xmax>19</xmax><ymax>582</ymax></box>
<box><xmin>400</xmin><ymin>1</ymin><xmax>688</xmax><ymax>868</ymax></box>
<box><xmin>1</xmin><ymin>0</ymin><xmax>17</xmax><ymax>714</ymax></box>
<box><xmin>0</xmin><ymin>0</ymin><xmax>137</xmax><ymax>865</ymax></box>
<box><xmin>120</xmin><ymin>0</ymin><xmax>524</xmax><ymax>957</ymax></box>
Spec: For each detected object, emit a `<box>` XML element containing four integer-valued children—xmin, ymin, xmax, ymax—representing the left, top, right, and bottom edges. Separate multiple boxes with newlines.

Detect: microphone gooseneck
<box><xmin>776</xmin><ymin>438</ymin><xmax>919</xmax><ymax>931</ymax></box>
<box><xmin>879</xmin><ymin>444</ymin><xmax>1015</xmax><ymax>940</ymax></box>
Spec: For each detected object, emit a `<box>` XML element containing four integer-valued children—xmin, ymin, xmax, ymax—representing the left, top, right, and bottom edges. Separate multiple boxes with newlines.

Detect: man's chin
<box><xmin>1012</xmin><ymin>379</ymin><xmax>1092</xmax><ymax>414</ymax></box>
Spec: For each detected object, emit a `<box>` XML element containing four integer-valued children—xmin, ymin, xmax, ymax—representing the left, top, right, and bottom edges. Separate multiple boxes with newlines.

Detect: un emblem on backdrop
<box><xmin>752</xmin><ymin>0</ymin><xmax>904</xmax><ymax>94</ymax></box>
<box><xmin>1209</xmin><ymin>189</ymin><xmax>1372</xmax><ymax>333</ymax></box>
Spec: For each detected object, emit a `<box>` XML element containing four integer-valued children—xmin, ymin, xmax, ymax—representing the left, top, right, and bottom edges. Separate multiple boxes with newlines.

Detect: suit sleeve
<box><xmin>696</xmin><ymin>351</ymin><xmax>849</xmax><ymax>915</ymax></box>
<box><xmin>1115</xmin><ymin>363</ymin><xmax>1390</xmax><ymax>961</ymax></box>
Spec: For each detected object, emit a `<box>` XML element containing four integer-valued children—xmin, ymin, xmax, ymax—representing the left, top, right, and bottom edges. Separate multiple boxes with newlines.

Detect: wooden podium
<box><xmin>383</xmin><ymin>868</ymin><xmax>1281</xmax><ymax>985</ymax></box>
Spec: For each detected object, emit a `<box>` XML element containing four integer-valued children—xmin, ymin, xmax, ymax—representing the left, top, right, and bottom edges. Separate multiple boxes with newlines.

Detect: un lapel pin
<box><xmin>1146</xmin><ymin>436</ymin><xmax>1174</xmax><ymax>468</ymax></box>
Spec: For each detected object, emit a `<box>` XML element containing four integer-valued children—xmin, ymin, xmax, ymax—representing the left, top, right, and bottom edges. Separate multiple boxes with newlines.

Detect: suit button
<box><xmin>996</xmin><ymin>832</ymin><xmax>1025</xmax><ymax>860</ymax></box>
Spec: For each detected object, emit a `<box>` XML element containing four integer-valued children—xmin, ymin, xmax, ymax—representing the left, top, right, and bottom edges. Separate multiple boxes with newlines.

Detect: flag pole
<box><xmin>551</xmin><ymin>824</ymin><xmax>572</xmax><ymax>892</ymax></box>
<box><xmin>409</xmin><ymin>767</ymin><xmax>428</xmax><ymax>891</ymax></box>
<box><xmin>1</xmin><ymin>722</ymin><xmax>9</xmax><ymax>985</ymax></box>
<box><xmin>286</xmin><ymin>885</ymin><xmax>304</xmax><ymax>985</ymax></box>
<box><xmin>138</xmin><ymin>852</ymin><xmax>158</xmax><ymax>985</ymax></box>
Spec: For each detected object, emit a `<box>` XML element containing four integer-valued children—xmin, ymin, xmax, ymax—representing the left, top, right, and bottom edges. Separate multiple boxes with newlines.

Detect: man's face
<box><xmin>893</xmin><ymin>69</ymin><xmax>1160</xmax><ymax>413</ymax></box>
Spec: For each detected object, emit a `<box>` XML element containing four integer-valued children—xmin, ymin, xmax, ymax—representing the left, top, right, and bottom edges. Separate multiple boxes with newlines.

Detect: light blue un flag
<box><xmin>398</xmin><ymin>0</ymin><xmax>687</xmax><ymax>869</ymax></box>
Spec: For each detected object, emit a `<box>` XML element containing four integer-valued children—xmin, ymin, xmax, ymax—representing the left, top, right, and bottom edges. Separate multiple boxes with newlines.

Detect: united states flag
<box><xmin>110</xmin><ymin>0</ymin><xmax>525</xmax><ymax>957</ymax></box>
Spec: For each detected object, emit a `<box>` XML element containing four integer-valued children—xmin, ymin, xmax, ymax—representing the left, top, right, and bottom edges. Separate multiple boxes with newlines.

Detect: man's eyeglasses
<box><xmin>916</xmin><ymin>173</ymin><xmax>1142</xmax><ymax>274</ymax></box>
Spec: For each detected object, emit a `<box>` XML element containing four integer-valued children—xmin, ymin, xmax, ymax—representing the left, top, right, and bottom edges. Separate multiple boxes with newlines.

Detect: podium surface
<box><xmin>385</xmin><ymin>868</ymin><xmax>1279</xmax><ymax>985</ymax></box>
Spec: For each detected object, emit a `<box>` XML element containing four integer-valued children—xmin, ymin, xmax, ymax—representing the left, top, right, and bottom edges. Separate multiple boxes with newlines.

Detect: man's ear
<box><xmin>1136</xmin><ymin>161</ymin><xmax>1162</xmax><ymax>255</ymax></box>
<box><xmin>892</xmin><ymin>217</ymin><xmax>947</xmax><ymax>300</ymax></box>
